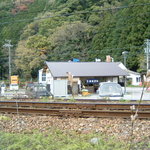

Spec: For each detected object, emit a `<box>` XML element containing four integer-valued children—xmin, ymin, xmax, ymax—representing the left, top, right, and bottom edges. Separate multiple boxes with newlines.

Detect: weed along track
<box><xmin>0</xmin><ymin>101</ymin><xmax>150</xmax><ymax>118</ymax></box>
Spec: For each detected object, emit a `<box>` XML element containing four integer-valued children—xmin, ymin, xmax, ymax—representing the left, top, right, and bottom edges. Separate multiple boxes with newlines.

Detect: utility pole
<box><xmin>122</xmin><ymin>51</ymin><xmax>128</xmax><ymax>67</ymax></box>
<box><xmin>145</xmin><ymin>39</ymin><xmax>150</xmax><ymax>71</ymax></box>
<box><xmin>3</xmin><ymin>40</ymin><xmax>13</xmax><ymax>82</ymax></box>
<box><xmin>122</xmin><ymin>51</ymin><xmax>128</xmax><ymax>94</ymax></box>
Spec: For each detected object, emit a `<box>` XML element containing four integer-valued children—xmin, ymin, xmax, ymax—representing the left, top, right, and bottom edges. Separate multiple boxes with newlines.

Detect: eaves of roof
<box><xmin>45</xmin><ymin>61</ymin><xmax>129</xmax><ymax>77</ymax></box>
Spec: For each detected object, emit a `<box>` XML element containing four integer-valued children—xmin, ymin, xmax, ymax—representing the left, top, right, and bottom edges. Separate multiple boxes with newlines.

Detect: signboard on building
<box><xmin>86</xmin><ymin>79</ymin><xmax>99</xmax><ymax>84</ymax></box>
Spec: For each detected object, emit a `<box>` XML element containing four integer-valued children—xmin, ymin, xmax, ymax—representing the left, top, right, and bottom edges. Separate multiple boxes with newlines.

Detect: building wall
<box><xmin>127</xmin><ymin>73</ymin><xmax>141</xmax><ymax>86</ymax></box>
<box><xmin>39</xmin><ymin>69</ymin><xmax>53</xmax><ymax>84</ymax></box>
<box><xmin>38</xmin><ymin>69</ymin><xmax>54</xmax><ymax>93</ymax></box>
<box><xmin>118</xmin><ymin>62</ymin><xmax>141</xmax><ymax>86</ymax></box>
<box><xmin>53</xmin><ymin>80</ymin><xmax>68</xmax><ymax>96</ymax></box>
<box><xmin>39</xmin><ymin>68</ymin><xmax>122</xmax><ymax>96</ymax></box>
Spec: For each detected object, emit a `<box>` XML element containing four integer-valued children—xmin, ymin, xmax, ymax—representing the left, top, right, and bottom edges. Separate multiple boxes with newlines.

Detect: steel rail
<box><xmin>0</xmin><ymin>107</ymin><xmax>149</xmax><ymax>118</ymax></box>
<box><xmin>0</xmin><ymin>101</ymin><xmax>150</xmax><ymax>110</ymax></box>
<box><xmin>1</xmin><ymin>98</ymin><xmax>149</xmax><ymax>102</ymax></box>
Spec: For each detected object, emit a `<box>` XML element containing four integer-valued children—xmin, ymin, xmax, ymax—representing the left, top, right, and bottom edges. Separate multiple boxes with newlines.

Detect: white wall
<box><xmin>118</xmin><ymin>62</ymin><xmax>141</xmax><ymax>86</ymax></box>
<box><xmin>38</xmin><ymin>69</ymin><xmax>54</xmax><ymax>93</ymax></box>
<box><xmin>127</xmin><ymin>73</ymin><xmax>141</xmax><ymax>86</ymax></box>
<box><xmin>39</xmin><ymin>69</ymin><xmax>44</xmax><ymax>84</ymax></box>
<box><xmin>53</xmin><ymin>80</ymin><xmax>68</xmax><ymax>97</ymax></box>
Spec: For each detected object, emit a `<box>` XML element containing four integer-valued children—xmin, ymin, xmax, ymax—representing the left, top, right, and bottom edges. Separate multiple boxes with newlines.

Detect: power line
<box><xmin>0</xmin><ymin>13</ymin><xmax>149</xmax><ymax>42</ymax></box>
<box><xmin>0</xmin><ymin>12</ymin><xmax>149</xmax><ymax>29</ymax></box>
<box><xmin>1</xmin><ymin>1</ymin><xmax>149</xmax><ymax>19</ymax></box>
<box><xmin>0</xmin><ymin>45</ymin><xmax>146</xmax><ymax>59</ymax></box>
<box><xmin>0</xmin><ymin>12</ymin><xmax>149</xmax><ymax>26</ymax></box>
<box><xmin>0</xmin><ymin>3</ymin><xmax>150</xmax><ymax>25</ymax></box>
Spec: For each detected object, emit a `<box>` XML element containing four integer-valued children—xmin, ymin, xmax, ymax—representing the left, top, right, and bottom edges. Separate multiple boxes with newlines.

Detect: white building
<box><xmin>118</xmin><ymin>63</ymin><xmax>141</xmax><ymax>86</ymax></box>
<box><xmin>39</xmin><ymin>61</ymin><xmax>128</xmax><ymax>97</ymax></box>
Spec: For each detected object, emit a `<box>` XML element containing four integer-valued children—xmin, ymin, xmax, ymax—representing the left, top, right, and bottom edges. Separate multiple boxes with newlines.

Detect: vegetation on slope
<box><xmin>0</xmin><ymin>0</ymin><xmax>149</xmax><ymax>79</ymax></box>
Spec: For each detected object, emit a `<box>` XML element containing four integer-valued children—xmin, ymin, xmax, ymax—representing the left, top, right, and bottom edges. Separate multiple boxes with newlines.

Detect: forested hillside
<box><xmin>0</xmin><ymin>0</ymin><xmax>150</xmax><ymax>79</ymax></box>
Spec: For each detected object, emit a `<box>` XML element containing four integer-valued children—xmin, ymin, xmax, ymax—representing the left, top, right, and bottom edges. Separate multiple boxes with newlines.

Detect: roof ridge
<box><xmin>46</xmin><ymin>61</ymin><xmax>120</xmax><ymax>63</ymax></box>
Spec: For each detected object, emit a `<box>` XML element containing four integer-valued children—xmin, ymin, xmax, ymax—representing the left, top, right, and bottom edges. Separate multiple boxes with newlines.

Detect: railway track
<box><xmin>1</xmin><ymin>98</ymin><xmax>149</xmax><ymax>102</ymax></box>
<box><xmin>0</xmin><ymin>101</ymin><xmax>150</xmax><ymax>118</ymax></box>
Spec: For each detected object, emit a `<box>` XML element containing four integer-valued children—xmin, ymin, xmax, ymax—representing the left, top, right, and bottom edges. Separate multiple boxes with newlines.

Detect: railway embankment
<box><xmin>0</xmin><ymin>114</ymin><xmax>150</xmax><ymax>142</ymax></box>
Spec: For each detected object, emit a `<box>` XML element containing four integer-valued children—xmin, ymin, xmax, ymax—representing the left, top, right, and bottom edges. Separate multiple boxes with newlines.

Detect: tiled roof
<box><xmin>46</xmin><ymin>61</ymin><xmax>128</xmax><ymax>77</ymax></box>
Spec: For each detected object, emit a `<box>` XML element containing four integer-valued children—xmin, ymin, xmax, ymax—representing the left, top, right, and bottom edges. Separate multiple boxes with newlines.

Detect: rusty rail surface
<box><xmin>0</xmin><ymin>101</ymin><xmax>150</xmax><ymax>110</ymax></box>
<box><xmin>0</xmin><ymin>101</ymin><xmax>150</xmax><ymax>118</ymax></box>
<box><xmin>0</xmin><ymin>98</ymin><xmax>148</xmax><ymax>102</ymax></box>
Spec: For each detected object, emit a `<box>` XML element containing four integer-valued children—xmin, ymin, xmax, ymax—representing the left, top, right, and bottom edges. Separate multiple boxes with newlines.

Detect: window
<box><xmin>136</xmin><ymin>77</ymin><xmax>141</xmax><ymax>82</ymax></box>
<box><xmin>42</xmin><ymin>73</ymin><xmax>46</xmax><ymax>81</ymax></box>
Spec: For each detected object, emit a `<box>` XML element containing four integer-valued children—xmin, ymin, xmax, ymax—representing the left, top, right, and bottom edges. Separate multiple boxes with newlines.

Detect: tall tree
<box><xmin>15</xmin><ymin>35</ymin><xmax>51</xmax><ymax>79</ymax></box>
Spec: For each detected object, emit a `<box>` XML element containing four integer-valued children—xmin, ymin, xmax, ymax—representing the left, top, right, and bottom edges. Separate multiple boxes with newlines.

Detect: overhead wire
<box><xmin>0</xmin><ymin>44</ymin><xmax>147</xmax><ymax>59</ymax></box>
<box><xmin>0</xmin><ymin>3</ymin><xmax>150</xmax><ymax>25</ymax></box>
<box><xmin>0</xmin><ymin>0</ymin><xmax>149</xmax><ymax>18</ymax></box>
<box><xmin>0</xmin><ymin>2</ymin><xmax>149</xmax><ymax>64</ymax></box>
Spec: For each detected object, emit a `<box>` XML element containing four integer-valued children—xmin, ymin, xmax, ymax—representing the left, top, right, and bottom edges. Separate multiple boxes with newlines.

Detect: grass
<box><xmin>1</xmin><ymin>129</ymin><xmax>149</xmax><ymax>150</ymax></box>
<box><xmin>39</xmin><ymin>96</ymin><xmax>54</xmax><ymax>102</ymax></box>
<box><xmin>119</xmin><ymin>99</ymin><xmax>130</xmax><ymax>103</ymax></box>
<box><xmin>0</xmin><ymin>115</ymin><xmax>11</xmax><ymax>121</ymax></box>
<box><xmin>127</xmin><ymin>85</ymin><xmax>141</xmax><ymax>88</ymax></box>
<box><xmin>0</xmin><ymin>130</ymin><xmax>129</xmax><ymax>150</ymax></box>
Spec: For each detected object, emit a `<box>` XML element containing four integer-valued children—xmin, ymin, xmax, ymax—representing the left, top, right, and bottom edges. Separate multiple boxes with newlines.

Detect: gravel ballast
<box><xmin>0</xmin><ymin>114</ymin><xmax>150</xmax><ymax>142</ymax></box>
